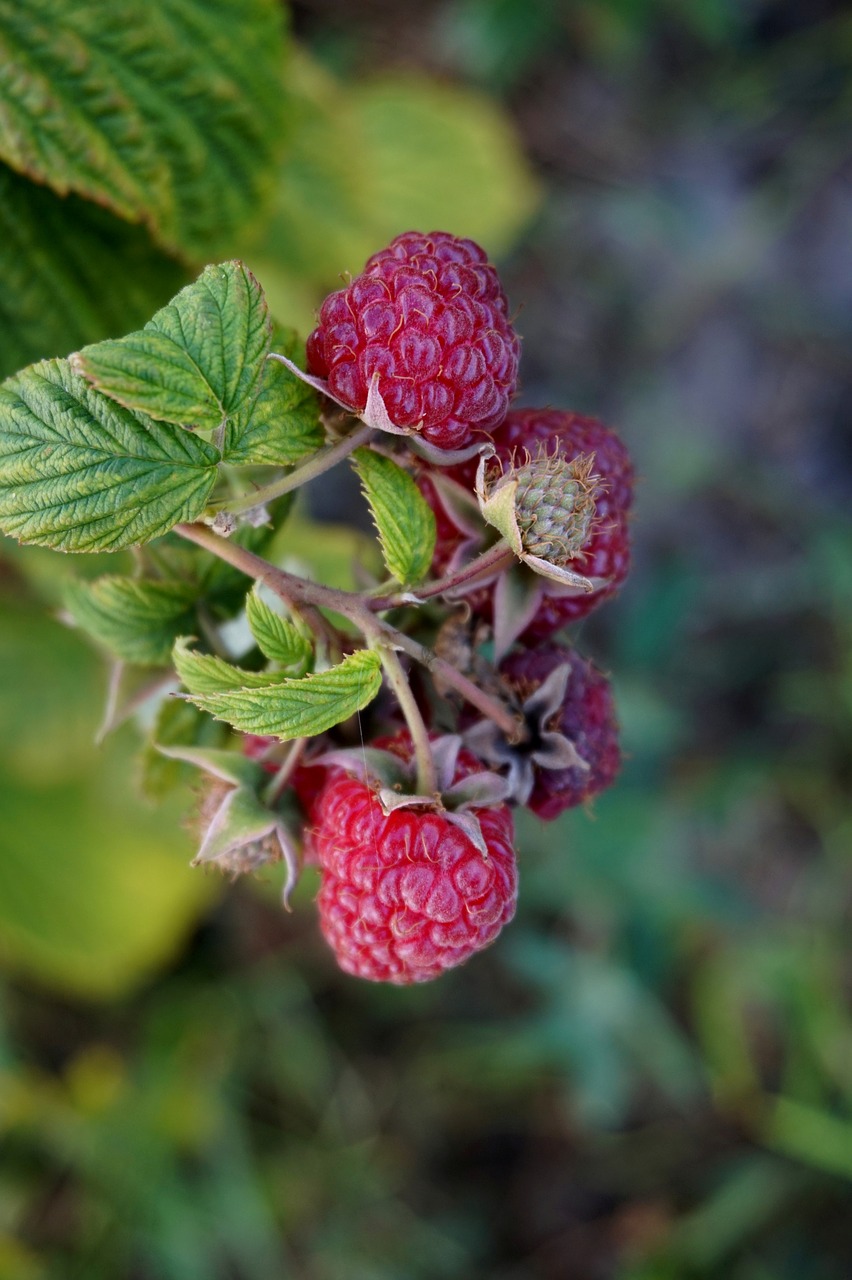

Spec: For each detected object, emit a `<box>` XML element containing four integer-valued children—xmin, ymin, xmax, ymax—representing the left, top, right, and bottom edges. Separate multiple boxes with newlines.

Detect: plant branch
<box><xmin>376</xmin><ymin>646</ymin><xmax>437</xmax><ymax>795</ymax></box>
<box><xmin>208</xmin><ymin>421</ymin><xmax>375</xmax><ymax>515</ymax></box>
<box><xmin>174</xmin><ymin>523</ymin><xmax>524</xmax><ymax>741</ymax></box>
<box><xmin>370</xmin><ymin>540</ymin><xmax>515</xmax><ymax>610</ymax></box>
<box><xmin>263</xmin><ymin>737</ymin><xmax>309</xmax><ymax>805</ymax></box>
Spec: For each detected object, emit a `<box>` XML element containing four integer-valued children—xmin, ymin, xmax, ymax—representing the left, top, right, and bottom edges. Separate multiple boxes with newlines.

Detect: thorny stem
<box><xmin>174</xmin><ymin>522</ymin><xmax>524</xmax><ymax>742</ymax></box>
<box><xmin>263</xmin><ymin>737</ymin><xmax>309</xmax><ymax>805</ymax></box>
<box><xmin>370</xmin><ymin>540</ymin><xmax>515</xmax><ymax>610</ymax></box>
<box><xmin>207</xmin><ymin>421</ymin><xmax>375</xmax><ymax>516</ymax></box>
<box><xmin>376</xmin><ymin>645</ymin><xmax>437</xmax><ymax>795</ymax></box>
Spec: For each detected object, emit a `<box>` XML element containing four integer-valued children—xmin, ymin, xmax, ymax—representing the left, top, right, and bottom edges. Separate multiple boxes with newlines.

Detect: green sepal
<box><xmin>192</xmin><ymin>786</ymin><xmax>291</xmax><ymax>883</ymax></box>
<box><xmin>352</xmin><ymin>447</ymin><xmax>436</xmax><ymax>586</ymax></box>
<box><xmin>475</xmin><ymin>457</ymin><xmax>523</xmax><ymax>556</ymax></box>
<box><xmin>156</xmin><ymin>743</ymin><xmax>264</xmax><ymax>790</ymax></box>
<box><xmin>138</xmin><ymin>695</ymin><xmax>226</xmax><ymax>800</ymax></box>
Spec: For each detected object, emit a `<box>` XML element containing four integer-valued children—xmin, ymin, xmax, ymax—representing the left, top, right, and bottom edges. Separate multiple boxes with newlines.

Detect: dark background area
<box><xmin>2</xmin><ymin>2</ymin><xmax>851</xmax><ymax>1277</ymax></box>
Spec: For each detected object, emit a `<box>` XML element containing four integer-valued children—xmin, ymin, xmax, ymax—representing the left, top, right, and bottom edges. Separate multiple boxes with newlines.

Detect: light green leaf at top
<box><xmin>71</xmin><ymin>262</ymin><xmax>271</xmax><ymax>431</ymax></box>
<box><xmin>0</xmin><ymin>0</ymin><xmax>287</xmax><ymax>259</ymax></box>
<box><xmin>0</xmin><ymin>358</ymin><xmax>219</xmax><ymax>552</ymax></box>
<box><xmin>64</xmin><ymin>575</ymin><xmax>197</xmax><ymax>667</ymax></box>
<box><xmin>250</xmin><ymin>54</ymin><xmax>539</xmax><ymax>327</ymax></box>
<box><xmin>223</xmin><ymin>328</ymin><xmax>323</xmax><ymax>466</ymax></box>
<box><xmin>353</xmin><ymin>76</ymin><xmax>540</xmax><ymax>258</ymax></box>
<box><xmin>182</xmin><ymin>648</ymin><xmax>383</xmax><ymax>741</ymax></box>
<box><xmin>352</xmin><ymin>448</ymin><xmax>436</xmax><ymax>587</ymax></box>
<box><xmin>246</xmin><ymin>586</ymin><xmax>312</xmax><ymax>672</ymax></box>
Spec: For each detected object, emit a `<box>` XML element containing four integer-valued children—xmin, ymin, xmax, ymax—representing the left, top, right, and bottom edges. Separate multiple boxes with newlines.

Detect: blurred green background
<box><xmin>2</xmin><ymin>1</ymin><xmax>852</xmax><ymax>1276</ymax></box>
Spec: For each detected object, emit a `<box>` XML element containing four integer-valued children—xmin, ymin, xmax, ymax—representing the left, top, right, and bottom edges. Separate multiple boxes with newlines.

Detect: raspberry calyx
<box><xmin>465</xmin><ymin>646</ymin><xmax>621</xmax><ymax>819</ymax></box>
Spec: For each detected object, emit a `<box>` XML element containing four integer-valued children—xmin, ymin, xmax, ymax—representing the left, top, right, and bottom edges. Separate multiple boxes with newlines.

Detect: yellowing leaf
<box><xmin>0</xmin><ymin>0</ymin><xmax>287</xmax><ymax>258</ymax></box>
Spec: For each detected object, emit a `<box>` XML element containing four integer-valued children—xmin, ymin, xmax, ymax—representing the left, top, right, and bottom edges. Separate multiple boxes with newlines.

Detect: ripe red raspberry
<box><xmin>313</xmin><ymin>736</ymin><xmax>518</xmax><ymax>984</ymax></box>
<box><xmin>306</xmin><ymin>230</ymin><xmax>520</xmax><ymax>452</ymax></box>
<box><xmin>419</xmin><ymin>409</ymin><xmax>633</xmax><ymax>639</ymax></box>
<box><xmin>499</xmin><ymin>645</ymin><xmax>621</xmax><ymax>820</ymax></box>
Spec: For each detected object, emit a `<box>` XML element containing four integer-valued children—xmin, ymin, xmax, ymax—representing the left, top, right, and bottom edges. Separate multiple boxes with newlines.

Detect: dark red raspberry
<box><xmin>313</xmin><ymin>735</ymin><xmax>518</xmax><ymax>984</ymax></box>
<box><xmin>306</xmin><ymin>231</ymin><xmax>520</xmax><ymax>452</ymax></box>
<box><xmin>500</xmin><ymin>645</ymin><xmax>621</xmax><ymax>820</ymax></box>
<box><xmin>419</xmin><ymin>409</ymin><xmax>634</xmax><ymax>638</ymax></box>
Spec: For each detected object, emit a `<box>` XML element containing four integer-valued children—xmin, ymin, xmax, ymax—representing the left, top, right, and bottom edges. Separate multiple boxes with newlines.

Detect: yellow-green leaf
<box><xmin>183</xmin><ymin>648</ymin><xmax>383</xmax><ymax>740</ymax></box>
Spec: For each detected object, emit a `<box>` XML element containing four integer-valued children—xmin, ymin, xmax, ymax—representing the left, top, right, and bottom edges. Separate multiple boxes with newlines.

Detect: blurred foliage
<box><xmin>2</xmin><ymin>0</ymin><xmax>852</xmax><ymax>1277</ymax></box>
<box><xmin>248</xmin><ymin>48</ymin><xmax>539</xmax><ymax>334</ymax></box>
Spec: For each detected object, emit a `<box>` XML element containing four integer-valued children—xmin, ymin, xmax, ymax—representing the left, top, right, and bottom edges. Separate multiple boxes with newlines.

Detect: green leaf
<box><xmin>65</xmin><ymin>575</ymin><xmax>197</xmax><ymax>666</ymax></box>
<box><xmin>0</xmin><ymin>358</ymin><xmax>219</xmax><ymax>551</ymax></box>
<box><xmin>223</xmin><ymin>328</ymin><xmax>323</xmax><ymax>466</ymax></box>
<box><xmin>173</xmin><ymin>638</ymin><xmax>291</xmax><ymax>695</ymax></box>
<box><xmin>245</xmin><ymin>586</ymin><xmax>312</xmax><ymax>671</ymax></box>
<box><xmin>0</xmin><ymin>163</ymin><xmax>187</xmax><ymax>382</ymax></box>
<box><xmin>72</xmin><ymin>263</ymin><xmax>271</xmax><ymax>431</ymax></box>
<box><xmin>0</xmin><ymin>0</ymin><xmax>287</xmax><ymax>259</ymax></box>
<box><xmin>183</xmin><ymin>648</ymin><xmax>383</xmax><ymax>740</ymax></box>
<box><xmin>352</xmin><ymin>448</ymin><xmax>436</xmax><ymax>586</ymax></box>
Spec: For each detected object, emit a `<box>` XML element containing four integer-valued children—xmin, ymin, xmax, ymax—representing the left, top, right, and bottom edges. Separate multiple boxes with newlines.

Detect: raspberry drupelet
<box><xmin>306</xmin><ymin>231</ymin><xmax>520</xmax><ymax>452</ymax></box>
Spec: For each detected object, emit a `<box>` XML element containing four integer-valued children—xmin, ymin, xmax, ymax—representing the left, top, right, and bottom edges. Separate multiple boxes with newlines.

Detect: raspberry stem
<box><xmin>174</xmin><ymin>522</ymin><xmax>524</xmax><ymax>741</ymax></box>
<box><xmin>370</xmin><ymin>540</ymin><xmax>515</xmax><ymax>610</ymax></box>
<box><xmin>375</xmin><ymin>645</ymin><xmax>437</xmax><ymax>796</ymax></box>
<box><xmin>207</xmin><ymin>421</ymin><xmax>375</xmax><ymax>516</ymax></box>
<box><xmin>263</xmin><ymin>737</ymin><xmax>309</xmax><ymax>805</ymax></box>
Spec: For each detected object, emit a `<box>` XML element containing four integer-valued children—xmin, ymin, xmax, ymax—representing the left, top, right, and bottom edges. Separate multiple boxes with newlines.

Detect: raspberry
<box><xmin>313</xmin><ymin>735</ymin><xmax>518</xmax><ymax>984</ymax></box>
<box><xmin>498</xmin><ymin>645</ymin><xmax>621</xmax><ymax>820</ymax></box>
<box><xmin>419</xmin><ymin>409</ymin><xmax>634</xmax><ymax>639</ymax></box>
<box><xmin>306</xmin><ymin>231</ymin><xmax>520</xmax><ymax>452</ymax></box>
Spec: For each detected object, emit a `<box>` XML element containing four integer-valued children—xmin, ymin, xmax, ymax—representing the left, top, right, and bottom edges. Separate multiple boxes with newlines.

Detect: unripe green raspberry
<box><xmin>475</xmin><ymin>446</ymin><xmax>600</xmax><ymax>590</ymax></box>
<box><xmin>511</xmin><ymin>449</ymin><xmax>598</xmax><ymax>565</ymax></box>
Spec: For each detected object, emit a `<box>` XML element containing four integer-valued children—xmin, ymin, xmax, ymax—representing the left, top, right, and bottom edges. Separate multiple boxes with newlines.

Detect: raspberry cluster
<box><xmin>238</xmin><ymin>231</ymin><xmax>633</xmax><ymax>986</ymax></box>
